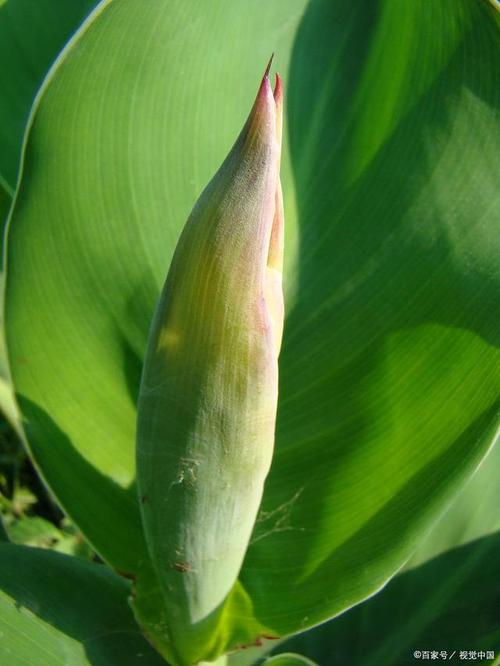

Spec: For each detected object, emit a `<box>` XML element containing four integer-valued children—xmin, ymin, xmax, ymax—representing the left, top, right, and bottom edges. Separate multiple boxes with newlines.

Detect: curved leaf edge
<box><xmin>1</xmin><ymin>0</ymin><xmax>126</xmax><ymax>569</ymax></box>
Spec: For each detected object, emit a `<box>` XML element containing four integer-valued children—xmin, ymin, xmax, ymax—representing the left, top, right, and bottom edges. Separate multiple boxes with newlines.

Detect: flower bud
<box><xmin>136</xmin><ymin>60</ymin><xmax>284</xmax><ymax>664</ymax></box>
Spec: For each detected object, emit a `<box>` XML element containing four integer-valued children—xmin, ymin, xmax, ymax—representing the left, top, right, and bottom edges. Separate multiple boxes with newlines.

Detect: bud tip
<box><xmin>273</xmin><ymin>73</ymin><xmax>282</xmax><ymax>104</ymax></box>
<box><xmin>264</xmin><ymin>53</ymin><xmax>274</xmax><ymax>79</ymax></box>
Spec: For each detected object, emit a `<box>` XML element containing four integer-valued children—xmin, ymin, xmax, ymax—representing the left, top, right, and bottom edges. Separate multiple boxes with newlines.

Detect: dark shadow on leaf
<box><xmin>115</xmin><ymin>280</ymin><xmax>162</xmax><ymax>409</ymax></box>
<box><xmin>16</xmin><ymin>396</ymin><xmax>147</xmax><ymax>574</ymax></box>
<box><xmin>120</xmin><ymin>331</ymin><xmax>144</xmax><ymax>410</ymax></box>
<box><xmin>277</xmin><ymin>530</ymin><xmax>500</xmax><ymax>665</ymax></box>
<box><xmin>0</xmin><ymin>543</ymin><xmax>165</xmax><ymax>665</ymax></box>
<box><xmin>286</xmin><ymin>0</ymin><xmax>499</xmax><ymax>364</ymax></box>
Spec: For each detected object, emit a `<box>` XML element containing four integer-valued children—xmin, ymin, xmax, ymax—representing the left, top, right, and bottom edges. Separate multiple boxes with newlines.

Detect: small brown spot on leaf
<box><xmin>172</xmin><ymin>561</ymin><xmax>191</xmax><ymax>573</ymax></box>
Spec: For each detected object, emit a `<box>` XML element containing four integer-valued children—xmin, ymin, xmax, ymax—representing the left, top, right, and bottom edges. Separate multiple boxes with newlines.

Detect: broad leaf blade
<box><xmin>239</xmin><ymin>0</ymin><xmax>499</xmax><ymax>634</ymax></box>
<box><xmin>0</xmin><ymin>0</ymin><xmax>100</xmax><ymax>428</ymax></box>
<box><xmin>0</xmin><ymin>543</ymin><xmax>165</xmax><ymax>665</ymax></box>
<box><xmin>275</xmin><ymin>532</ymin><xmax>500</xmax><ymax>665</ymax></box>
<box><xmin>404</xmin><ymin>443</ymin><xmax>500</xmax><ymax>570</ymax></box>
<box><xmin>0</xmin><ymin>0</ymin><xmax>98</xmax><ymax>191</ymax></box>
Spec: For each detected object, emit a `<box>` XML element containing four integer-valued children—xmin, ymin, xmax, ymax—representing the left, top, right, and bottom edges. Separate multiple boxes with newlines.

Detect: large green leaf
<box><xmin>242</xmin><ymin>0</ymin><xmax>499</xmax><ymax>637</ymax></box>
<box><xmin>275</xmin><ymin>531</ymin><xmax>500</xmax><ymax>665</ymax></box>
<box><xmin>233</xmin><ymin>446</ymin><xmax>500</xmax><ymax>666</ymax></box>
<box><xmin>0</xmin><ymin>0</ymin><xmax>98</xmax><ymax>192</ymax></box>
<box><xmin>0</xmin><ymin>543</ymin><xmax>165</xmax><ymax>665</ymax></box>
<box><xmin>5</xmin><ymin>0</ymin><xmax>499</xmax><ymax>655</ymax></box>
<box><xmin>0</xmin><ymin>0</ymin><xmax>100</xmax><ymax>429</ymax></box>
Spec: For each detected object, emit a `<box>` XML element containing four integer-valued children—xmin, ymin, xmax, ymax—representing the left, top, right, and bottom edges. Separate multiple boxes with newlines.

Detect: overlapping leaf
<box><xmin>275</xmin><ymin>532</ymin><xmax>500</xmax><ymax>665</ymax></box>
<box><xmin>5</xmin><ymin>0</ymin><xmax>499</xmax><ymax>654</ymax></box>
<box><xmin>0</xmin><ymin>543</ymin><xmax>165</xmax><ymax>665</ymax></box>
<box><xmin>404</xmin><ymin>443</ymin><xmax>500</xmax><ymax>570</ymax></box>
<box><xmin>264</xmin><ymin>655</ymin><xmax>317</xmax><ymax>666</ymax></box>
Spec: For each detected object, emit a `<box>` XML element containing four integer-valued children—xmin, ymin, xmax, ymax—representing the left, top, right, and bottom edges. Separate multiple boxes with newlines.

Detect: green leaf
<box><xmin>4</xmin><ymin>513</ymin><xmax>94</xmax><ymax>558</ymax></box>
<box><xmin>0</xmin><ymin>543</ymin><xmax>166</xmax><ymax>665</ymax></box>
<box><xmin>275</xmin><ymin>532</ymin><xmax>500</xmax><ymax>665</ymax></box>
<box><xmin>404</xmin><ymin>443</ymin><xmax>500</xmax><ymax>570</ymax></box>
<box><xmin>0</xmin><ymin>0</ymin><xmax>100</xmax><ymax>429</ymax></box>
<box><xmin>0</xmin><ymin>0</ymin><xmax>98</xmax><ymax>191</ymax></box>
<box><xmin>0</xmin><ymin>177</ymin><xmax>12</xmax><ymax>228</ymax></box>
<box><xmin>263</xmin><ymin>655</ymin><xmax>317</xmax><ymax>666</ymax></box>
<box><xmin>5</xmin><ymin>514</ymin><xmax>61</xmax><ymax>546</ymax></box>
<box><xmin>5</xmin><ymin>0</ymin><xmax>500</xmax><ymax>656</ymax></box>
<box><xmin>244</xmin><ymin>0</ymin><xmax>499</xmax><ymax>637</ymax></box>
<box><xmin>0</xmin><ymin>516</ymin><xmax>8</xmax><ymax>542</ymax></box>
<box><xmin>0</xmin><ymin>369</ymin><xmax>19</xmax><ymax>434</ymax></box>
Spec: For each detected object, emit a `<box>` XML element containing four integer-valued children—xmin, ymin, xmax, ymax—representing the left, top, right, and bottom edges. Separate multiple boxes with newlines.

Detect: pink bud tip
<box><xmin>273</xmin><ymin>73</ymin><xmax>283</xmax><ymax>105</ymax></box>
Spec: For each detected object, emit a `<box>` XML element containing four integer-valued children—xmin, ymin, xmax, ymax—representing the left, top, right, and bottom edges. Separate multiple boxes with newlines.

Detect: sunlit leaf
<box><xmin>0</xmin><ymin>0</ymin><xmax>99</xmax><ymax>428</ymax></box>
<box><xmin>404</xmin><ymin>443</ymin><xmax>500</xmax><ymax>570</ymax></box>
<box><xmin>4</xmin><ymin>514</ymin><xmax>94</xmax><ymax>558</ymax></box>
<box><xmin>275</xmin><ymin>532</ymin><xmax>500</xmax><ymax>665</ymax></box>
